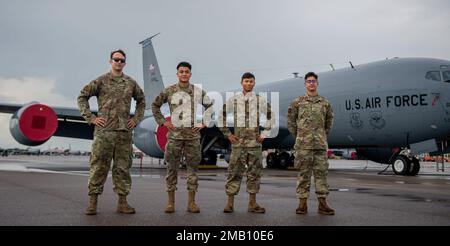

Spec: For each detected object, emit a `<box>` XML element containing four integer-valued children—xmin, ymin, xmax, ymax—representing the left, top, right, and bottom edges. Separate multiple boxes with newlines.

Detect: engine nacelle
<box><xmin>133</xmin><ymin>116</ymin><xmax>170</xmax><ymax>158</ymax></box>
<box><xmin>9</xmin><ymin>103</ymin><xmax>58</xmax><ymax>146</ymax></box>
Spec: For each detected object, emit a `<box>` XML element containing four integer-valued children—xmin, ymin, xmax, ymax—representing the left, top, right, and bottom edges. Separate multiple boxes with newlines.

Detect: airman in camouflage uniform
<box><xmin>287</xmin><ymin>71</ymin><xmax>335</xmax><ymax>215</ymax></box>
<box><xmin>151</xmin><ymin>61</ymin><xmax>213</xmax><ymax>213</ymax></box>
<box><xmin>219</xmin><ymin>72</ymin><xmax>274</xmax><ymax>213</ymax></box>
<box><xmin>77</xmin><ymin>50</ymin><xmax>145</xmax><ymax>215</ymax></box>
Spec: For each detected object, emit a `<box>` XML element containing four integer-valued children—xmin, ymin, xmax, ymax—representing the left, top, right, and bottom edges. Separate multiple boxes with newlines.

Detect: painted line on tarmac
<box><xmin>0</xmin><ymin>164</ymin><xmax>90</xmax><ymax>176</ymax></box>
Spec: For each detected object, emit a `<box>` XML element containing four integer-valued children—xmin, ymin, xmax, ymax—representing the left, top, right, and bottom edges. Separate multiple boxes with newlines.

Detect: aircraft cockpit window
<box><xmin>425</xmin><ymin>71</ymin><xmax>441</xmax><ymax>81</ymax></box>
<box><xmin>442</xmin><ymin>71</ymin><xmax>450</xmax><ymax>82</ymax></box>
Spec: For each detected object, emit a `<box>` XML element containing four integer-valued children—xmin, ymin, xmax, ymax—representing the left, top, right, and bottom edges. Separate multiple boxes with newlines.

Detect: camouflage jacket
<box><xmin>287</xmin><ymin>94</ymin><xmax>333</xmax><ymax>150</ymax></box>
<box><xmin>219</xmin><ymin>92</ymin><xmax>275</xmax><ymax>148</ymax></box>
<box><xmin>151</xmin><ymin>82</ymin><xmax>213</xmax><ymax>140</ymax></box>
<box><xmin>77</xmin><ymin>72</ymin><xmax>146</xmax><ymax>132</ymax></box>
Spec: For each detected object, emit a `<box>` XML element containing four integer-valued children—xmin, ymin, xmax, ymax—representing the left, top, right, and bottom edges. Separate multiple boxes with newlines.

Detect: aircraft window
<box><xmin>425</xmin><ymin>71</ymin><xmax>441</xmax><ymax>81</ymax></box>
<box><xmin>442</xmin><ymin>71</ymin><xmax>450</xmax><ymax>82</ymax></box>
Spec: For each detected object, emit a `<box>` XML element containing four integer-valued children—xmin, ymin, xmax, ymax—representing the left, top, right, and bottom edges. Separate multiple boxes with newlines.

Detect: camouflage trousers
<box><xmin>88</xmin><ymin>130</ymin><xmax>133</xmax><ymax>196</ymax></box>
<box><xmin>164</xmin><ymin>138</ymin><xmax>201</xmax><ymax>192</ymax></box>
<box><xmin>294</xmin><ymin>149</ymin><xmax>329</xmax><ymax>199</ymax></box>
<box><xmin>225</xmin><ymin>147</ymin><xmax>262</xmax><ymax>196</ymax></box>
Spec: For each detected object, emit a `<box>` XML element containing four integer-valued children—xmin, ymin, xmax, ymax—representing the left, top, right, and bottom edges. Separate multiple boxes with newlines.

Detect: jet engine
<box><xmin>133</xmin><ymin>116</ymin><xmax>170</xmax><ymax>158</ymax></box>
<box><xmin>9</xmin><ymin>103</ymin><xmax>58</xmax><ymax>146</ymax></box>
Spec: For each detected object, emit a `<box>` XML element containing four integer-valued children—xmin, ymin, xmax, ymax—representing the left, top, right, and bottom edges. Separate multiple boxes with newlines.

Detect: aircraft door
<box><xmin>439</xmin><ymin>68</ymin><xmax>450</xmax><ymax>131</ymax></box>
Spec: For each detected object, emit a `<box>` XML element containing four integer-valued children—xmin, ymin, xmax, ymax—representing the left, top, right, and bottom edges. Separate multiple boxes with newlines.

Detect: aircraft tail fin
<box><xmin>139</xmin><ymin>33</ymin><xmax>164</xmax><ymax>110</ymax></box>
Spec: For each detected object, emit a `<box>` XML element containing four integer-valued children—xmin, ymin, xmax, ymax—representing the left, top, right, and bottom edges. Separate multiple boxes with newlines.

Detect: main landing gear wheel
<box><xmin>392</xmin><ymin>155</ymin><xmax>411</xmax><ymax>175</ymax></box>
<box><xmin>201</xmin><ymin>150</ymin><xmax>217</xmax><ymax>165</ymax></box>
<box><xmin>408</xmin><ymin>157</ymin><xmax>421</xmax><ymax>176</ymax></box>
<box><xmin>266</xmin><ymin>152</ymin><xmax>292</xmax><ymax>169</ymax></box>
<box><xmin>266</xmin><ymin>152</ymin><xmax>277</xmax><ymax>169</ymax></box>
<box><xmin>278</xmin><ymin>152</ymin><xmax>292</xmax><ymax>169</ymax></box>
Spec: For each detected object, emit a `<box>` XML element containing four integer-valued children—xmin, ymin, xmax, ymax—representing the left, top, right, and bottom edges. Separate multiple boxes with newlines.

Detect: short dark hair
<box><xmin>177</xmin><ymin>61</ymin><xmax>192</xmax><ymax>70</ymax></box>
<box><xmin>304</xmin><ymin>72</ymin><xmax>318</xmax><ymax>80</ymax></box>
<box><xmin>241</xmin><ymin>72</ymin><xmax>255</xmax><ymax>81</ymax></box>
<box><xmin>110</xmin><ymin>49</ymin><xmax>126</xmax><ymax>59</ymax></box>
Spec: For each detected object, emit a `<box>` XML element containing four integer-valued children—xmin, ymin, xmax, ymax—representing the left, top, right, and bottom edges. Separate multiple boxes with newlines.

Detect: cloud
<box><xmin>0</xmin><ymin>77</ymin><xmax>74</xmax><ymax>106</ymax></box>
<box><xmin>0</xmin><ymin>77</ymin><xmax>91</xmax><ymax>150</ymax></box>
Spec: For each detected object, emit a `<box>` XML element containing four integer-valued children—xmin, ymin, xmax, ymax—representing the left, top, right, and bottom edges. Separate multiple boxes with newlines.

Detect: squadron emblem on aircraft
<box><xmin>369</xmin><ymin>111</ymin><xmax>386</xmax><ymax>129</ymax></box>
<box><xmin>349</xmin><ymin>112</ymin><xmax>363</xmax><ymax>130</ymax></box>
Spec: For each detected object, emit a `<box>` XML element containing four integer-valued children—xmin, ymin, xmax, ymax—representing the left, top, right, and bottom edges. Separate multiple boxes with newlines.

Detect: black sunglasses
<box><xmin>112</xmin><ymin>58</ymin><xmax>126</xmax><ymax>63</ymax></box>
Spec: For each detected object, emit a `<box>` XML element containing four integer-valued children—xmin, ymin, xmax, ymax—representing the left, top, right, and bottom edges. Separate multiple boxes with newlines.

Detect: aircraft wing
<box><xmin>53</xmin><ymin>108</ymin><xmax>94</xmax><ymax>140</ymax></box>
<box><xmin>0</xmin><ymin>103</ymin><xmax>24</xmax><ymax>114</ymax></box>
<box><xmin>0</xmin><ymin>102</ymin><xmax>96</xmax><ymax>140</ymax></box>
<box><xmin>0</xmin><ymin>103</ymin><xmax>86</xmax><ymax>121</ymax></box>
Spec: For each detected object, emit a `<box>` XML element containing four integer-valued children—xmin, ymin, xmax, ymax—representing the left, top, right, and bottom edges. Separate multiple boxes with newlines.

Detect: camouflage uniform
<box><xmin>287</xmin><ymin>94</ymin><xmax>333</xmax><ymax>199</ymax></box>
<box><xmin>77</xmin><ymin>72</ymin><xmax>145</xmax><ymax>196</ymax></box>
<box><xmin>219</xmin><ymin>92</ymin><xmax>274</xmax><ymax>195</ymax></box>
<box><xmin>151</xmin><ymin>83</ymin><xmax>213</xmax><ymax>192</ymax></box>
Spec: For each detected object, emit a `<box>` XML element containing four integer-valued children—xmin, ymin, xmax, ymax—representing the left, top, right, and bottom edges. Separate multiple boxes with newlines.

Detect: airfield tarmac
<box><xmin>0</xmin><ymin>155</ymin><xmax>449</xmax><ymax>226</ymax></box>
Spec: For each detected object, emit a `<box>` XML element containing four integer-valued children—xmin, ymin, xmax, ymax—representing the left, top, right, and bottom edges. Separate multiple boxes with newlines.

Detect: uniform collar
<box><xmin>176</xmin><ymin>82</ymin><xmax>194</xmax><ymax>95</ymax></box>
<box><xmin>237</xmin><ymin>91</ymin><xmax>256</xmax><ymax>99</ymax></box>
<box><xmin>305</xmin><ymin>93</ymin><xmax>321</xmax><ymax>102</ymax></box>
<box><xmin>108</xmin><ymin>71</ymin><xmax>124</xmax><ymax>79</ymax></box>
<box><xmin>177</xmin><ymin>82</ymin><xmax>191</xmax><ymax>89</ymax></box>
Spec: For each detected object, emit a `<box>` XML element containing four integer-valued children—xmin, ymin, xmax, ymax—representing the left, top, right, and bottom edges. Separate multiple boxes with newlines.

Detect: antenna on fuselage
<box><xmin>330</xmin><ymin>64</ymin><xmax>335</xmax><ymax>71</ymax></box>
<box><xmin>349</xmin><ymin>61</ymin><xmax>355</xmax><ymax>70</ymax></box>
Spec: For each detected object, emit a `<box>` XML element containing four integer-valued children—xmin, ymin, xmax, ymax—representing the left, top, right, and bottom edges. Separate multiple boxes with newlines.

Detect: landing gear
<box><xmin>200</xmin><ymin>136</ymin><xmax>218</xmax><ymax>165</ymax></box>
<box><xmin>392</xmin><ymin>155</ymin><xmax>411</xmax><ymax>175</ymax></box>
<box><xmin>266</xmin><ymin>152</ymin><xmax>277</xmax><ymax>168</ymax></box>
<box><xmin>201</xmin><ymin>150</ymin><xmax>217</xmax><ymax>165</ymax></box>
<box><xmin>409</xmin><ymin>157</ymin><xmax>421</xmax><ymax>176</ymax></box>
<box><xmin>391</xmin><ymin>149</ymin><xmax>420</xmax><ymax>176</ymax></box>
<box><xmin>266</xmin><ymin>151</ymin><xmax>293</xmax><ymax>169</ymax></box>
<box><xmin>278</xmin><ymin>152</ymin><xmax>292</xmax><ymax>169</ymax></box>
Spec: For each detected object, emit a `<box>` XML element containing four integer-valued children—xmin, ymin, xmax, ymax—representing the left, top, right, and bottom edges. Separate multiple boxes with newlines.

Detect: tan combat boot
<box><xmin>248</xmin><ymin>193</ymin><xmax>265</xmax><ymax>213</ymax></box>
<box><xmin>117</xmin><ymin>195</ymin><xmax>136</xmax><ymax>214</ymax></box>
<box><xmin>187</xmin><ymin>191</ymin><xmax>200</xmax><ymax>213</ymax></box>
<box><xmin>318</xmin><ymin>197</ymin><xmax>335</xmax><ymax>215</ymax></box>
<box><xmin>295</xmin><ymin>198</ymin><xmax>308</xmax><ymax>214</ymax></box>
<box><xmin>85</xmin><ymin>195</ymin><xmax>98</xmax><ymax>215</ymax></box>
<box><xmin>223</xmin><ymin>195</ymin><xmax>234</xmax><ymax>213</ymax></box>
<box><xmin>165</xmin><ymin>191</ymin><xmax>175</xmax><ymax>213</ymax></box>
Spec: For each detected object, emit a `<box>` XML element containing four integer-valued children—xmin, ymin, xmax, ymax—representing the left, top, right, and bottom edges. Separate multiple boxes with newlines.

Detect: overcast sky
<box><xmin>1</xmin><ymin>0</ymin><xmax>449</xmax><ymax>151</ymax></box>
